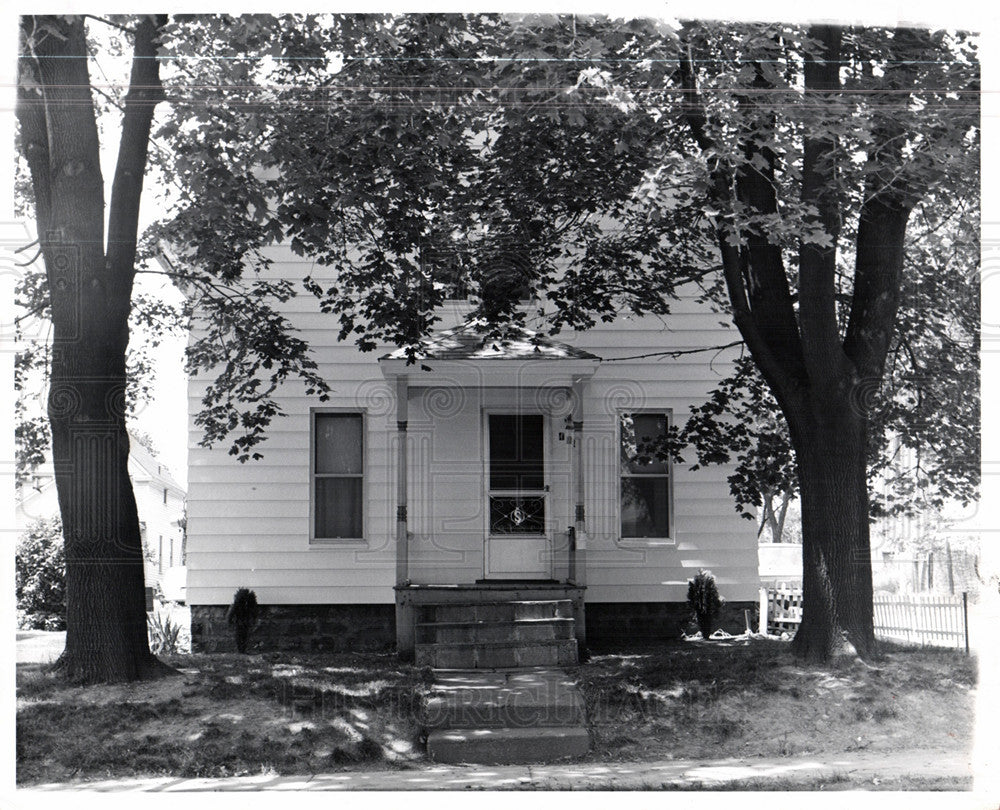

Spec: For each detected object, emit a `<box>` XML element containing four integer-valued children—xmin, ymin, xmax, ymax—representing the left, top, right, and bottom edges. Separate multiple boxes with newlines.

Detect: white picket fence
<box><xmin>758</xmin><ymin>587</ymin><xmax>969</xmax><ymax>651</ymax></box>
<box><xmin>872</xmin><ymin>593</ymin><xmax>969</xmax><ymax>650</ymax></box>
<box><xmin>759</xmin><ymin>584</ymin><xmax>803</xmax><ymax>635</ymax></box>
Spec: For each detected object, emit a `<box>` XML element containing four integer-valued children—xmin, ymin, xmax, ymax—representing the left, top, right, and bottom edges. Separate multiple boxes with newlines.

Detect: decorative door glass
<box><xmin>488</xmin><ymin>414</ymin><xmax>545</xmax><ymax>534</ymax></box>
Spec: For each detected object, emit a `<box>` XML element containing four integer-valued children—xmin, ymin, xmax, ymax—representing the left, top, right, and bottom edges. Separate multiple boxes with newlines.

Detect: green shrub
<box><xmin>16</xmin><ymin>518</ymin><xmax>66</xmax><ymax>630</ymax></box>
<box><xmin>226</xmin><ymin>588</ymin><xmax>260</xmax><ymax>654</ymax></box>
<box><xmin>687</xmin><ymin>569</ymin><xmax>724</xmax><ymax>638</ymax></box>
<box><xmin>147</xmin><ymin>610</ymin><xmax>183</xmax><ymax>655</ymax></box>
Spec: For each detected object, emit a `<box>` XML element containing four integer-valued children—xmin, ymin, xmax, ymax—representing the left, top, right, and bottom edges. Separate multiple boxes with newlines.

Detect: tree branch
<box><xmin>734</xmin><ymin>62</ymin><xmax>805</xmax><ymax>373</ymax></box>
<box><xmin>798</xmin><ymin>24</ymin><xmax>847</xmax><ymax>381</ymax></box>
<box><xmin>106</xmin><ymin>14</ymin><xmax>169</xmax><ymax>299</ymax></box>
<box><xmin>677</xmin><ymin>39</ymin><xmax>713</xmax><ymax>153</ymax></box>
<box><xmin>677</xmin><ymin>29</ymin><xmax>806</xmax><ymax>419</ymax></box>
<box><xmin>83</xmin><ymin>14</ymin><xmax>135</xmax><ymax>34</ymax></box>
<box><xmin>15</xmin><ymin>19</ymin><xmax>53</xmax><ymax>244</ymax></box>
<box><xmin>16</xmin><ymin>247</ymin><xmax>43</xmax><ymax>267</ymax></box>
<box><xmin>842</xmin><ymin>30</ymin><xmax>920</xmax><ymax>382</ymax></box>
<box><xmin>22</xmin><ymin>15</ymin><xmax>107</xmax><ymax>337</ymax></box>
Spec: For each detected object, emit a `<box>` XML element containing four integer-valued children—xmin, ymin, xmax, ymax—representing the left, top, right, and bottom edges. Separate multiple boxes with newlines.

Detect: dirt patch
<box><xmin>17</xmin><ymin>638</ymin><xmax>975</xmax><ymax>787</ymax></box>
<box><xmin>17</xmin><ymin>651</ymin><xmax>428</xmax><ymax>785</ymax></box>
<box><xmin>574</xmin><ymin>637</ymin><xmax>975</xmax><ymax>763</ymax></box>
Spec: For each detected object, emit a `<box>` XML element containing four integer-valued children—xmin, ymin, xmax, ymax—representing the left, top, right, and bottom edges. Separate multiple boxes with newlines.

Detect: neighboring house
<box><xmin>758</xmin><ymin>542</ymin><xmax>803</xmax><ymax>588</ymax></box>
<box><xmin>16</xmin><ymin>434</ymin><xmax>187</xmax><ymax>594</ymax></box>
<box><xmin>185</xmin><ymin>245</ymin><xmax>760</xmax><ymax>658</ymax></box>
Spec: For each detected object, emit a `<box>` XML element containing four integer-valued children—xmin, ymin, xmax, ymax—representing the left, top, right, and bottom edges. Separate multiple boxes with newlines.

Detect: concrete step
<box><xmin>423</xmin><ymin>669</ymin><xmax>586</xmax><ymax>729</ymax></box>
<box><xmin>416</xmin><ymin>600</ymin><xmax>574</xmax><ymax>624</ymax></box>
<box><xmin>415</xmin><ymin>617</ymin><xmax>575</xmax><ymax>645</ymax></box>
<box><xmin>415</xmin><ymin>638</ymin><xmax>578</xmax><ymax>669</ymax></box>
<box><xmin>427</xmin><ymin>725</ymin><xmax>591</xmax><ymax>764</ymax></box>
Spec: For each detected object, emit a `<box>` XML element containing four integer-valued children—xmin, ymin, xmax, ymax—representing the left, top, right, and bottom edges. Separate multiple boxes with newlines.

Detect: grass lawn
<box><xmin>16</xmin><ymin>637</ymin><xmax>976</xmax><ymax>787</ymax></box>
<box><xmin>17</xmin><ymin>651</ymin><xmax>428</xmax><ymax>785</ymax></box>
<box><xmin>574</xmin><ymin>637</ymin><xmax>976</xmax><ymax>768</ymax></box>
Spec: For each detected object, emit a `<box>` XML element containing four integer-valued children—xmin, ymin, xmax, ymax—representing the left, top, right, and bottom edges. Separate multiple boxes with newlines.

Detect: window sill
<box><xmin>310</xmin><ymin>538</ymin><xmax>370</xmax><ymax>548</ymax></box>
<box><xmin>616</xmin><ymin>537</ymin><xmax>676</xmax><ymax>548</ymax></box>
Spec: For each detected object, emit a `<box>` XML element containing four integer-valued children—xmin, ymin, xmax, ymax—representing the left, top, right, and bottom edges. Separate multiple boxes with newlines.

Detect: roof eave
<box><xmin>378</xmin><ymin>356</ymin><xmax>600</xmax><ymax>385</ymax></box>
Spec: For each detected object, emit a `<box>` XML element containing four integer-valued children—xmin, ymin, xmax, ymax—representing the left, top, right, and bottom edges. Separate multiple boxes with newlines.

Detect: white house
<box><xmin>185</xmin><ymin>245</ymin><xmax>760</xmax><ymax>661</ymax></box>
<box><xmin>16</xmin><ymin>434</ymin><xmax>187</xmax><ymax>595</ymax></box>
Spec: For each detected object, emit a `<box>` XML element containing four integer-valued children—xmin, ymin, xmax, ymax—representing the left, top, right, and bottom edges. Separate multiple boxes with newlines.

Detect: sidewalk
<box><xmin>22</xmin><ymin>748</ymin><xmax>973</xmax><ymax>792</ymax></box>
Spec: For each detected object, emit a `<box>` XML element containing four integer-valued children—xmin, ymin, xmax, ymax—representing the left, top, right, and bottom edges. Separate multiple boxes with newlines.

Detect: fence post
<box><xmin>758</xmin><ymin>587</ymin><xmax>768</xmax><ymax>635</ymax></box>
<box><xmin>963</xmin><ymin>591</ymin><xmax>969</xmax><ymax>655</ymax></box>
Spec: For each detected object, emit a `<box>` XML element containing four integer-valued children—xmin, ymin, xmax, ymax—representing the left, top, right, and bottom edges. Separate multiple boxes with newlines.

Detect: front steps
<box><xmin>424</xmin><ymin>669</ymin><xmax>590</xmax><ymax>764</ymax></box>
<box><xmin>417</xmin><ymin>597</ymin><xmax>590</xmax><ymax>764</ymax></box>
<box><xmin>414</xmin><ymin>599</ymin><xmax>578</xmax><ymax>669</ymax></box>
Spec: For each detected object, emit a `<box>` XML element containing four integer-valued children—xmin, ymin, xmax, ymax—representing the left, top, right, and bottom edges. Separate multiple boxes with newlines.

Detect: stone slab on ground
<box><xmin>416</xmin><ymin>638</ymin><xmax>578</xmax><ymax>669</ymax></box>
<box><xmin>425</xmin><ymin>667</ymin><xmax>590</xmax><ymax>764</ymax></box>
<box><xmin>427</xmin><ymin>726</ymin><xmax>591</xmax><ymax>765</ymax></box>
<box><xmin>424</xmin><ymin>668</ymin><xmax>586</xmax><ymax>729</ymax></box>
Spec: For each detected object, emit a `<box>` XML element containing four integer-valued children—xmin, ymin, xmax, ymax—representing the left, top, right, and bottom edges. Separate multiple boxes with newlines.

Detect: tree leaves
<box><xmin>141</xmin><ymin>13</ymin><xmax>977</xmax><ymax>499</ymax></box>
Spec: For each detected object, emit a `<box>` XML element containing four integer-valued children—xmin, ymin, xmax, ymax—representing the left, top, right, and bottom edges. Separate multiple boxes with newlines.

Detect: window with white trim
<box><xmin>313</xmin><ymin>412</ymin><xmax>364</xmax><ymax>540</ymax></box>
<box><xmin>619</xmin><ymin>411</ymin><xmax>672</xmax><ymax>539</ymax></box>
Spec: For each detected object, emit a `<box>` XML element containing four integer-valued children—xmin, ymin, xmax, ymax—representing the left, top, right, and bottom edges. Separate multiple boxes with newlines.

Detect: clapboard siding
<box><xmin>191</xmin><ymin>567</ymin><xmax>394</xmax><ymax>587</ymax></box>
<box><xmin>186</xmin><ymin>535</ymin><xmax>394</xmax><ymax>554</ymax></box>
<box><xmin>186</xmin><ymin>245</ymin><xmax>759</xmax><ymax>606</ymax></box>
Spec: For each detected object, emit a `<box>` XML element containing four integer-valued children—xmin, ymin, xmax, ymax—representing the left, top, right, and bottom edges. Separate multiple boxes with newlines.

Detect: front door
<box><xmin>484</xmin><ymin>413</ymin><xmax>551</xmax><ymax>579</ymax></box>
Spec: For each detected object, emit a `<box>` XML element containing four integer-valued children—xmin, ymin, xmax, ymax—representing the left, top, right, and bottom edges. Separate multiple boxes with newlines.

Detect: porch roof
<box><xmin>378</xmin><ymin>321</ymin><xmax>600</xmax><ymax>385</ymax></box>
<box><xmin>379</xmin><ymin>321</ymin><xmax>600</xmax><ymax>362</ymax></box>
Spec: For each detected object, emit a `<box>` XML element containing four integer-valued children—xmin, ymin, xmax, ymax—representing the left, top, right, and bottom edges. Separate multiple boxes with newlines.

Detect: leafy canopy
<box><xmin>18</xmin><ymin>15</ymin><xmax>977</xmax><ymax>521</ymax></box>
<box><xmin>154</xmin><ymin>15</ymin><xmax>978</xmax><ymax>517</ymax></box>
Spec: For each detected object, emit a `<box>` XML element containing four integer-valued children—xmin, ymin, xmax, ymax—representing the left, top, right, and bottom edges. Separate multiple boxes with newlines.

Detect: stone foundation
<box><xmin>585</xmin><ymin>601</ymin><xmax>757</xmax><ymax>649</ymax></box>
<box><xmin>190</xmin><ymin>604</ymin><xmax>396</xmax><ymax>653</ymax></box>
<box><xmin>191</xmin><ymin>600</ymin><xmax>756</xmax><ymax>654</ymax></box>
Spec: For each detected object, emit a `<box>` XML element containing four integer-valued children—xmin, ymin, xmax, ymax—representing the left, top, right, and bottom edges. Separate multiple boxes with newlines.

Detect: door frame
<box><xmin>482</xmin><ymin>408</ymin><xmax>553</xmax><ymax>580</ymax></box>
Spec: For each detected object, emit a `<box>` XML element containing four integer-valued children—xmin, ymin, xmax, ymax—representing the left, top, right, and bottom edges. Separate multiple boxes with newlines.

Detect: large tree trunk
<box><xmin>18</xmin><ymin>14</ymin><xmax>168</xmax><ymax>682</ymax></box>
<box><xmin>789</xmin><ymin>396</ymin><xmax>876</xmax><ymax>660</ymax></box>
<box><xmin>50</xmin><ymin>318</ymin><xmax>159</xmax><ymax>681</ymax></box>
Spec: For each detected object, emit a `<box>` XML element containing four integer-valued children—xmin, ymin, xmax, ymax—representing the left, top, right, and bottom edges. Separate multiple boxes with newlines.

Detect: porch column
<box><xmin>570</xmin><ymin>378</ymin><xmax>587</xmax><ymax>587</ymax></box>
<box><xmin>394</xmin><ymin>374</ymin><xmax>409</xmax><ymax>586</ymax></box>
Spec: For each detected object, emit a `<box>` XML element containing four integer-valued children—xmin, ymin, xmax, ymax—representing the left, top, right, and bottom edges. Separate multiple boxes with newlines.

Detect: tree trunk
<box><xmin>51</xmin><ymin>331</ymin><xmax>160</xmax><ymax>681</ymax></box>
<box><xmin>790</xmin><ymin>403</ymin><xmax>876</xmax><ymax>660</ymax></box>
<box><xmin>774</xmin><ymin>490</ymin><xmax>791</xmax><ymax>544</ymax></box>
<box><xmin>18</xmin><ymin>14</ymin><xmax>169</xmax><ymax>682</ymax></box>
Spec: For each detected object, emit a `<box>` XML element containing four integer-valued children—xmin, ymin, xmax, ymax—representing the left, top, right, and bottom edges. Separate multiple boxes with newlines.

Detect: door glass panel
<box><xmin>489</xmin><ymin>495</ymin><xmax>546</xmax><ymax>534</ymax></box>
<box><xmin>489</xmin><ymin>414</ymin><xmax>544</xmax><ymax>490</ymax></box>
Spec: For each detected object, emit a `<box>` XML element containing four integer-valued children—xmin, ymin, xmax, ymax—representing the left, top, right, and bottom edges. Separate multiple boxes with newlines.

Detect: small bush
<box><xmin>16</xmin><ymin>518</ymin><xmax>66</xmax><ymax>631</ymax></box>
<box><xmin>148</xmin><ymin>610</ymin><xmax>183</xmax><ymax>655</ymax></box>
<box><xmin>226</xmin><ymin>588</ymin><xmax>260</xmax><ymax>654</ymax></box>
<box><xmin>687</xmin><ymin>569</ymin><xmax>724</xmax><ymax>638</ymax></box>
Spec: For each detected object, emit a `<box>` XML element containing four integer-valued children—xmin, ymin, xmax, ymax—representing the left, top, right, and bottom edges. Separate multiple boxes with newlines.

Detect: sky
<box><xmin>1</xmin><ymin>2</ymin><xmax>999</xmax><ymax>807</ymax></box>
